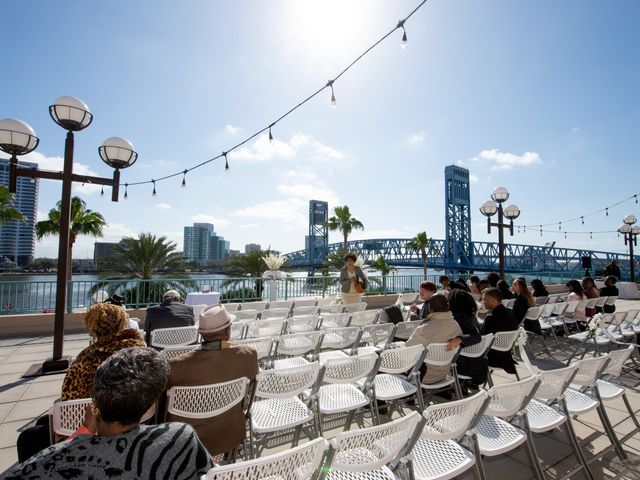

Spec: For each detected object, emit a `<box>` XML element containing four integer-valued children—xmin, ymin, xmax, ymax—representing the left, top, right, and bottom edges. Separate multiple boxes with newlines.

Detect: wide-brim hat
<box><xmin>198</xmin><ymin>304</ymin><xmax>235</xmax><ymax>334</ymax></box>
<box><xmin>163</xmin><ymin>289</ymin><xmax>182</xmax><ymax>300</ymax></box>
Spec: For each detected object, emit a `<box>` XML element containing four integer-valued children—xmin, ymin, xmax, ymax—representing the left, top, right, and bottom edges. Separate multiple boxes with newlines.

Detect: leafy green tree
<box><xmin>405</xmin><ymin>231</ymin><xmax>430</xmax><ymax>278</ymax></box>
<box><xmin>0</xmin><ymin>186</ymin><xmax>24</xmax><ymax>224</ymax></box>
<box><xmin>326</xmin><ymin>205</ymin><xmax>364</xmax><ymax>255</ymax></box>
<box><xmin>368</xmin><ymin>256</ymin><xmax>397</xmax><ymax>294</ymax></box>
<box><xmin>223</xmin><ymin>249</ymin><xmax>272</xmax><ymax>299</ymax></box>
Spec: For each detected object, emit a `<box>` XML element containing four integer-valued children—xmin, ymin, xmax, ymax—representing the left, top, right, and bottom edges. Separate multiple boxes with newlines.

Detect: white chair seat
<box><xmin>411</xmin><ymin>438</ymin><xmax>476</xmax><ymax>480</ymax></box>
<box><xmin>526</xmin><ymin>399</ymin><xmax>566</xmax><ymax>433</ymax></box>
<box><xmin>568</xmin><ymin>332</ymin><xmax>610</xmax><ymax>346</ymax></box>
<box><xmin>596</xmin><ymin>379</ymin><xmax>625</xmax><ymax>401</ymax></box>
<box><xmin>476</xmin><ymin>416</ymin><xmax>527</xmax><ymax>456</ymax></box>
<box><xmin>373</xmin><ymin>374</ymin><xmax>417</xmax><ymax>401</ymax></box>
<box><xmin>564</xmin><ymin>388</ymin><xmax>599</xmax><ymax>415</ymax></box>
<box><xmin>318</xmin><ymin>350</ymin><xmax>349</xmax><ymax>365</ymax></box>
<box><xmin>318</xmin><ymin>384</ymin><xmax>369</xmax><ymax>415</ymax></box>
<box><xmin>250</xmin><ymin>397</ymin><xmax>314</xmax><ymax>433</ymax></box>
<box><xmin>355</xmin><ymin>346</ymin><xmax>382</xmax><ymax>356</ymax></box>
<box><xmin>420</xmin><ymin>375</ymin><xmax>455</xmax><ymax>390</ymax></box>
<box><xmin>326</xmin><ymin>466</ymin><xmax>396</xmax><ymax>480</ymax></box>
<box><xmin>272</xmin><ymin>357</ymin><xmax>310</xmax><ymax>369</ymax></box>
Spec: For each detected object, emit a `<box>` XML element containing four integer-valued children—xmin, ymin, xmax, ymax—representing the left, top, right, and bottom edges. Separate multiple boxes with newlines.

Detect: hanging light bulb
<box><xmin>590</xmin><ymin>232</ymin><xmax>593</xmax><ymax>239</ymax></box>
<box><xmin>635</xmin><ymin>194</ymin><xmax>638</xmax><ymax>204</ymax></box>
<box><xmin>539</xmin><ymin>225</ymin><xmax>542</xmax><ymax>237</ymax></box>
<box><xmin>564</xmin><ymin>232</ymin><xmax>567</xmax><ymax>239</ymax></box>
<box><xmin>223</xmin><ymin>152</ymin><xmax>229</xmax><ymax>173</ymax></box>
<box><xmin>124</xmin><ymin>183</ymin><xmax>128</xmax><ymax>200</ymax></box>
<box><xmin>181</xmin><ymin>170</ymin><xmax>187</xmax><ymax>190</ymax></box>
<box><xmin>100</xmin><ymin>186</ymin><xmax>104</xmax><ymax>197</ymax></box>
<box><xmin>581</xmin><ymin>216</ymin><xmax>584</xmax><ymax>225</ymax></box>
<box><xmin>524</xmin><ymin>227</ymin><xmax>526</xmax><ymax>234</ymax></box>
<box><xmin>558</xmin><ymin>222</ymin><xmax>562</xmax><ymax>230</ymax></box>
<box><xmin>401</xmin><ymin>27</ymin><xmax>407</xmax><ymax>49</ymax></box>
<box><xmin>327</xmin><ymin>80</ymin><xmax>336</xmax><ymax>107</ymax></box>
<box><xmin>152</xmin><ymin>180</ymin><xmax>157</xmax><ymax>197</ymax></box>
<box><xmin>268</xmin><ymin>125</ymin><xmax>274</xmax><ymax>144</ymax></box>
<box><xmin>605</xmin><ymin>207</ymin><xmax>609</xmax><ymax>217</ymax></box>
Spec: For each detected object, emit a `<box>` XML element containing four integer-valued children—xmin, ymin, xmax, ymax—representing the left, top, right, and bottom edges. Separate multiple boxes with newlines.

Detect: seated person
<box><xmin>486</xmin><ymin>272</ymin><xmax>500</xmax><ymax>288</ymax></box>
<box><xmin>497</xmin><ymin>280</ymin><xmax>514</xmax><ymax>300</ymax></box>
<box><xmin>511</xmin><ymin>278</ymin><xmax>540</xmax><ymax>334</ymax></box>
<box><xmin>409</xmin><ymin>281</ymin><xmax>437</xmax><ymax>320</ymax></box>
<box><xmin>16</xmin><ymin>302</ymin><xmax>145</xmax><ymax>462</ymax></box>
<box><xmin>477</xmin><ymin>279</ymin><xmax>490</xmax><ymax>294</ymax></box>
<box><xmin>6</xmin><ymin>347</ymin><xmax>213</xmax><ymax>479</ymax></box>
<box><xmin>468</xmin><ymin>275</ymin><xmax>481</xmax><ymax>295</ymax></box>
<box><xmin>581</xmin><ymin>277</ymin><xmax>599</xmax><ymax>318</ymax></box>
<box><xmin>406</xmin><ymin>295</ymin><xmax>462</xmax><ymax>385</ymax></box>
<box><xmin>530</xmin><ymin>279</ymin><xmax>549</xmax><ymax>297</ymax></box>
<box><xmin>145</xmin><ymin>289</ymin><xmax>195</xmax><ymax>345</ymax></box>
<box><xmin>166</xmin><ymin>305</ymin><xmax>259</xmax><ymax>456</ymax></box>
<box><xmin>481</xmin><ymin>287</ymin><xmax>519</xmax><ymax>374</ymax></box>
<box><xmin>599</xmin><ymin>276</ymin><xmax>619</xmax><ymax>313</ymax></box>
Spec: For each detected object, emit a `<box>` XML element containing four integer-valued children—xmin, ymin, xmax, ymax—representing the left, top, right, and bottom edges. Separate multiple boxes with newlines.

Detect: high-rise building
<box><xmin>94</xmin><ymin>240</ymin><xmax>127</xmax><ymax>264</ymax></box>
<box><xmin>0</xmin><ymin>159</ymin><xmax>38</xmax><ymax>266</ymax></box>
<box><xmin>245</xmin><ymin>243</ymin><xmax>261</xmax><ymax>254</ymax></box>
<box><xmin>183</xmin><ymin>222</ymin><xmax>230</xmax><ymax>262</ymax></box>
<box><xmin>307</xmin><ymin>200</ymin><xmax>328</xmax><ymax>275</ymax></box>
<box><xmin>444</xmin><ymin>165</ymin><xmax>473</xmax><ymax>273</ymax></box>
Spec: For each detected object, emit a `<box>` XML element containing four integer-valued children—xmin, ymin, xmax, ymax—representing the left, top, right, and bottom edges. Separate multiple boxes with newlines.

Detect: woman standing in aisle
<box><xmin>339</xmin><ymin>252</ymin><xmax>368</xmax><ymax>304</ymax></box>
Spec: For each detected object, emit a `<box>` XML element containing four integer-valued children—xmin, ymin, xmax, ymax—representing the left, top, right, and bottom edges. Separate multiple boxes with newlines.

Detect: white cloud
<box><xmin>156</xmin><ymin>203</ymin><xmax>171</xmax><ymax>209</ymax></box>
<box><xmin>284</xmin><ymin>168</ymin><xmax>317</xmax><ymax>182</ymax></box>
<box><xmin>23</xmin><ymin>151</ymin><xmax>102</xmax><ymax>195</ymax></box>
<box><xmin>351</xmin><ymin>226</ymin><xmax>417</xmax><ymax>240</ymax></box>
<box><xmin>230</xmin><ymin>132</ymin><xmax>346</xmax><ymax>163</ymax></box>
<box><xmin>470</xmin><ymin>149</ymin><xmax>542</xmax><ymax>170</ymax></box>
<box><xmin>469</xmin><ymin>174</ymin><xmax>479</xmax><ymax>183</ymax></box>
<box><xmin>277</xmin><ymin>184</ymin><xmax>339</xmax><ymax>205</ymax></box>
<box><xmin>570</xmin><ymin>127</ymin><xmax>580</xmax><ymax>133</ymax></box>
<box><xmin>224</xmin><ymin>124</ymin><xmax>242</xmax><ymax>135</ymax></box>
<box><xmin>407</xmin><ymin>131</ymin><xmax>425</xmax><ymax>145</ymax></box>
<box><xmin>190</xmin><ymin>214</ymin><xmax>231</xmax><ymax>228</ymax></box>
<box><xmin>236</xmin><ymin>223</ymin><xmax>259</xmax><ymax>230</ymax></box>
<box><xmin>234</xmin><ymin>199</ymin><xmax>308</xmax><ymax>226</ymax></box>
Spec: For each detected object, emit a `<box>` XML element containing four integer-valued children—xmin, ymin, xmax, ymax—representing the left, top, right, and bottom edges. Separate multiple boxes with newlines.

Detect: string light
<box><xmin>558</xmin><ymin>222</ymin><xmax>561</xmax><ymax>230</ymax></box>
<box><xmin>564</xmin><ymin>232</ymin><xmax>567</xmax><ymax>239</ymax></box>
<box><xmin>223</xmin><ymin>152</ymin><xmax>229</xmax><ymax>173</ymax></box>
<box><xmin>100</xmin><ymin>186</ymin><xmax>104</xmax><ymax>197</ymax></box>
<box><xmin>181</xmin><ymin>170</ymin><xmax>187</xmax><ymax>190</ymax></box>
<box><xmin>152</xmin><ymin>180</ymin><xmax>157</xmax><ymax>197</ymax></box>
<box><xmin>636</xmin><ymin>195</ymin><xmax>638</xmax><ymax>204</ymax></box>
<box><xmin>117</xmin><ymin>0</ymin><xmax>429</xmax><ymax>192</ymax></box>
<box><xmin>590</xmin><ymin>232</ymin><xmax>593</xmax><ymax>239</ymax></box>
<box><xmin>540</xmin><ymin>225</ymin><xmax>542</xmax><ymax>237</ymax></box>
<box><xmin>605</xmin><ymin>207</ymin><xmax>609</xmax><ymax>217</ymax></box>
<box><xmin>581</xmin><ymin>216</ymin><xmax>584</xmax><ymax>225</ymax></box>
<box><xmin>124</xmin><ymin>183</ymin><xmax>128</xmax><ymax>200</ymax></box>
<box><xmin>398</xmin><ymin>20</ymin><xmax>408</xmax><ymax>49</ymax></box>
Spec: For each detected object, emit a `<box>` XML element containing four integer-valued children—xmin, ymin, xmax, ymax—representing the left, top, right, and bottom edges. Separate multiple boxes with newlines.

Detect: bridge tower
<box><xmin>444</xmin><ymin>165</ymin><xmax>473</xmax><ymax>273</ymax></box>
<box><xmin>307</xmin><ymin>200</ymin><xmax>328</xmax><ymax>275</ymax></box>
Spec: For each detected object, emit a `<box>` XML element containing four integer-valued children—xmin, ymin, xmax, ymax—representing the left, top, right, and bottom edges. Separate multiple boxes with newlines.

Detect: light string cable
<box><xmin>122</xmin><ymin>0</ymin><xmax>429</xmax><ymax>195</ymax></box>
<box><xmin>516</xmin><ymin>192</ymin><xmax>640</xmax><ymax>229</ymax></box>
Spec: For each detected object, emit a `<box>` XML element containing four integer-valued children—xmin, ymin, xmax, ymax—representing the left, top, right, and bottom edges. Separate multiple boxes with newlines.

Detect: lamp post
<box><xmin>479</xmin><ymin>187</ymin><xmax>520</xmax><ymax>279</ymax></box>
<box><xmin>0</xmin><ymin>96</ymin><xmax>137</xmax><ymax>374</ymax></box>
<box><xmin>618</xmin><ymin>215</ymin><xmax>639</xmax><ymax>283</ymax></box>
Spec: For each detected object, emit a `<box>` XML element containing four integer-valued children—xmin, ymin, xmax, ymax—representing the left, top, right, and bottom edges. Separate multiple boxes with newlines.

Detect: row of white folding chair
<box><xmin>150</xmin><ymin>326</ymin><xmax>200</xmax><ymax>348</ymax></box>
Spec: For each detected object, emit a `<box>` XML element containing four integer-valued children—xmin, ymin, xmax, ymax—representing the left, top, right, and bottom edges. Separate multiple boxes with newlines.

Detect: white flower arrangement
<box><xmin>263</xmin><ymin>253</ymin><xmax>287</xmax><ymax>271</ymax></box>
<box><xmin>585</xmin><ymin>313</ymin><xmax>606</xmax><ymax>340</ymax></box>
<box><xmin>515</xmin><ymin>328</ymin><xmax>528</xmax><ymax>347</ymax></box>
<box><xmin>355</xmin><ymin>255</ymin><xmax>366</xmax><ymax>268</ymax></box>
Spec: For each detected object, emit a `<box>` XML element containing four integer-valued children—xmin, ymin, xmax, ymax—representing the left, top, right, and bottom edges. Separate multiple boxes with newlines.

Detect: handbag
<box><xmin>355</xmin><ymin>280</ymin><xmax>365</xmax><ymax>293</ymax></box>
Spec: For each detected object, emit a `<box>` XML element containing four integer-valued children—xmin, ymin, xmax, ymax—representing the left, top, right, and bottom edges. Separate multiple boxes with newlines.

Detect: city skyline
<box><xmin>1</xmin><ymin>1</ymin><xmax>638</xmax><ymax>260</ymax></box>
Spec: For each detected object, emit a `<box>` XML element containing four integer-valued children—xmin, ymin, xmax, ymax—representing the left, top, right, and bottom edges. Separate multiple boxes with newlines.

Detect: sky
<box><xmin>2</xmin><ymin>0</ymin><xmax>639</xmax><ymax>260</ymax></box>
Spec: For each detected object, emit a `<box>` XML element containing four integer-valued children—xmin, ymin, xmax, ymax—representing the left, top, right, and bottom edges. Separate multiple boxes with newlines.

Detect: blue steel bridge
<box><xmin>284</xmin><ymin>237</ymin><xmax>634</xmax><ymax>277</ymax></box>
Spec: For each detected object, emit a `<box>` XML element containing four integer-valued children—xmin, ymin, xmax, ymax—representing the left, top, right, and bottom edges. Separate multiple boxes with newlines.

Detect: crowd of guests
<box><xmin>7</xmin><ymin>266</ymin><xmax>626</xmax><ymax>477</ymax></box>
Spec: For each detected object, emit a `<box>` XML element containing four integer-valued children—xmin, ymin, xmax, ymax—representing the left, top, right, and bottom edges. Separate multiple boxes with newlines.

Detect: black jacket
<box><xmin>453</xmin><ymin>312</ymin><xmax>486</xmax><ymax>384</ymax></box>
<box><xmin>144</xmin><ymin>301</ymin><xmax>195</xmax><ymax>345</ymax></box>
<box><xmin>481</xmin><ymin>304</ymin><xmax>519</xmax><ymax>374</ymax></box>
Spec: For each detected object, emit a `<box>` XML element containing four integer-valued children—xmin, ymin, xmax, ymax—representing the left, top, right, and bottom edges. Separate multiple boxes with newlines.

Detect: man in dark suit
<box><xmin>481</xmin><ymin>287</ymin><xmax>519</xmax><ymax>374</ymax></box>
<box><xmin>144</xmin><ymin>289</ymin><xmax>195</xmax><ymax>345</ymax></box>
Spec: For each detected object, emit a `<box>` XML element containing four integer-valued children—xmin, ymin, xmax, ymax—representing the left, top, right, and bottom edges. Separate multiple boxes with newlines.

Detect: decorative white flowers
<box><xmin>355</xmin><ymin>255</ymin><xmax>366</xmax><ymax>268</ymax></box>
<box><xmin>515</xmin><ymin>328</ymin><xmax>528</xmax><ymax>347</ymax></box>
<box><xmin>585</xmin><ymin>313</ymin><xmax>606</xmax><ymax>339</ymax></box>
<box><xmin>263</xmin><ymin>253</ymin><xmax>287</xmax><ymax>271</ymax></box>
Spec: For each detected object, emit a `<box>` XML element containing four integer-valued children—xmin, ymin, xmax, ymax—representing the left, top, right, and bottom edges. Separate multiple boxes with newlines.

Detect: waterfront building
<box><xmin>93</xmin><ymin>240</ymin><xmax>126</xmax><ymax>264</ymax></box>
<box><xmin>245</xmin><ymin>243</ymin><xmax>261</xmax><ymax>253</ymax></box>
<box><xmin>0</xmin><ymin>159</ymin><xmax>38</xmax><ymax>266</ymax></box>
<box><xmin>183</xmin><ymin>223</ymin><xmax>230</xmax><ymax>262</ymax></box>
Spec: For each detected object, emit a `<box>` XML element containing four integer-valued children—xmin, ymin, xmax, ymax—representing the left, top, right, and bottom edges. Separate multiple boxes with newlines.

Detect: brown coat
<box><xmin>166</xmin><ymin>343</ymin><xmax>258</xmax><ymax>455</ymax></box>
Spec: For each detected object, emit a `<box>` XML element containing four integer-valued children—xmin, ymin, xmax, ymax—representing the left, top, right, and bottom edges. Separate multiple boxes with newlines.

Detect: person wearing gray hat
<box><xmin>165</xmin><ymin>304</ymin><xmax>258</xmax><ymax>456</ymax></box>
<box><xmin>144</xmin><ymin>289</ymin><xmax>195</xmax><ymax>345</ymax></box>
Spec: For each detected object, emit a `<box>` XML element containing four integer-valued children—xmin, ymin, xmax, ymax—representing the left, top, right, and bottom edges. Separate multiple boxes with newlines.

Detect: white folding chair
<box><xmin>223</xmin><ymin>302</ymin><xmax>242</xmax><ymax>312</ymax></box>
<box><xmin>272</xmin><ymin>331</ymin><xmax>324</xmax><ymax>369</ymax></box>
<box><xmin>394</xmin><ymin>320</ymin><xmax>422</xmax><ymax>341</ymax></box>
<box><xmin>291</xmin><ymin>305</ymin><xmax>321</xmax><ymax>317</ymax></box>
<box><xmin>293</xmin><ymin>298</ymin><xmax>319</xmax><ymax>307</ymax></box>
<box><xmin>406</xmin><ymin>390</ymin><xmax>490</xmax><ymax>480</ymax></box>
<box><xmin>421</xmin><ymin>343</ymin><xmax>462</xmax><ymax>402</ymax></box>
<box><xmin>317</xmin><ymin>297</ymin><xmax>338</xmax><ymax>307</ymax></box>
<box><xmin>243</xmin><ymin>300</ymin><xmax>268</xmax><ymax>311</ymax></box>
<box><xmin>230</xmin><ymin>321</ymin><xmax>247</xmax><ymax>341</ymax></box>
<box><xmin>159</xmin><ymin>345</ymin><xmax>198</xmax><ymax>360</ymax></box>
<box><xmin>456</xmin><ymin>334</ymin><xmax>494</xmax><ymax>382</ymax></box>
<box><xmin>398</xmin><ymin>292</ymin><xmax>420</xmax><ymax>306</ymax></box>
<box><xmin>357</xmin><ymin>323</ymin><xmax>397</xmax><ymax>356</ymax></box>
<box><xmin>320</xmin><ymin>411</ymin><xmax>423</xmax><ymax>480</ymax></box>
<box><xmin>487</xmin><ymin>330</ymin><xmax>522</xmax><ymax>386</ymax></box>
<box><xmin>349</xmin><ymin>309</ymin><xmax>379</xmax><ymax>327</ymax></box>
<box><xmin>232</xmin><ymin>336</ymin><xmax>276</xmax><ymax>368</ymax></box>
<box><xmin>246</xmin><ymin>318</ymin><xmax>287</xmax><ymax>338</ymax></box>
<box><xmin>534</xmin><ymin>296</ymin><xmax>549</xmax><ymax>306</ymax></box>
<box><xmin>287</xmin><ymin>314</ymin><xmax>321</xmax><ymax>333</ymax></box>
<box><xmin>150</xmin><ymin>326</ymin><xmax>199</xmax><ymax>348</ymax></box>
<box><xmin>343</xmin><ymin>302</ymin><xmax>367</xmax><ymax>313</ymax></box>
<box><xmin>234</xmin><ymin>309</ymin><xmax>260</xmax><ymax>322</ymax></box>
<box><xmin>203</xmin><ymin>437</ymin><xmax>327</xmax><ymax>480</ymax></box>
<box><xmin>260</xmin><ymin>307</ymin><xmax>292</xmax><ymax>320</ymax></box>
<box><xmin>319</xmin><ymin>304</ymin><xmax>346</xmax><ymax>314</ymax></box>
<box><xmin>268</xmin><ymin>300</ymin><xmax>294</xmax><ymax>310</ymax></box>
<box><xmin>594</xmin><ymin>296</ymin><xmax>608</xmax><ymax>312</ymax></box>
<box><xmin>604</xmin><ymin>295</ymin><xmax>618</xmax><ymax>311</ymax></box>
<box><xmin>310</xmin><ymin>353</ymin><xmax>380</xmax><ymax>436</ymax></box>
<box><xmin>249</xmin><ymin>362</ymin><xmax>321</xmax><ymax>457</ymax></box>
<box><xmin>558</xmin><ymin>300</ymin><xmax>581</xmax><ymax>333</ymax></box>
<box><xmin>319</xmin><ymin>312</ymin><xmax>351</xmax><ymax>329</ymax></box>
<box><xmin>319</xmin><ymin>326</ymin><xmax>362</xmax><ymax>364</ymax></box>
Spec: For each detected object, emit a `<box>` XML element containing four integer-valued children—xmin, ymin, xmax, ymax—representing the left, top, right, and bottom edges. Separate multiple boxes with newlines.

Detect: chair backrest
<box><xmin>202</xmin><ymin>437</ymin><xmax>328</xmax><ymax>480</ymax></box>
<box><xmin>224</xmin><ymin>302</ymin><xmax>242</xmax><ymax>312</ymax></box>
<box><xmin>394</xmin><ymin>320</ymin><xmax>422</xmax><ymax>340</ymax></box>
<box><xmin>424</xmin><ymin>343</ymin><xmax>459</xmax><ymax>367</ymax></box>
<box><xmin>232</xmin><ymin>336</ymin><xmax>275</xmax><ymax>360</ymax></box>
<box><xmin>166</xmin><ymin>377</ymin><xmax>248</xmax><ymax>419</ymax></box>
<box><xmin>316</xmin><ymin>297</ymin><xmax>338</xmax><ymax>307</ymax></box>
<box><xmin>260</xmin><ymin>307</ymin><xmax>291</xmax><ymax>320</ymax></box>
<box><xmin>360</xmin><ymin>323</ymin><xmax>396</xmax><ymax>347</ymax></box>
<box><xmin>244</xmin><ymin>300</ymin><xmax>268</xmax><ymax>311</ymax></box>
<box><xmin>230</xmin><ymin>322</ymin><xmax>247</xmax><ymax>341</ymax></box>
<box><xmin>625</xmin><ymin>309</ymin><xmax>639</xmax><ymax>323</ymax></box>
<box><xmin>191</xmin><ymin>304</ymin><xmax>208</xmax><ymax>321</ymax></box>
<box><xmin>460</xmin><ymin>334</ymin><xmax>494</xmax><ymax>358</ymax></box>
<box><xmin>246</xmin><ymin>318</ymin><xmax>287</xmax><ymax>339</ymax></box>
<box><xmin>293</xmin><ymin>298</ymin><xmax>319</xmax><ymax>307</ymax></box>
<box><xmin>585</xmin><ymin>298</ymin><xmax>598</xmax><ymax>310</ymax></box>
<box><xmin>349</xmin><ymin>309</ymin><xmax>379</xmax><ymax>327</ymax></box>
<box><xmin>287</xmin><ymin>314</ymin><xmax>320</xmax><ymax>333</ymax></box>
<box><xmin>534</xmin><ymin>296</ymin><xmax>549</xmax><ymax>306</ymax></box>
<box><xmin>501</xmin><ymin>299</ymin><xmax>511</xmax><ymax>307</ymax></box>
<box><xmin>594</xmin><ymin>296</ymin><xmax>608</xmax><ymax>308</ymax></box>
<box><xmin>268</xmin><ymin>300</ymin><xmax>294</xmax><ymax>310</ymax></box>
<box><xmin>150</xmin><ymin>326</ymin><xmax>199</xmax><ymax>348</ymax></box>
<box><xmin>575</xmin><ymin>299</ymin><xmax>590</xmax><ymax>312</ymax></box>
<box><xmin>553</xmin><ymin>302</ymin><xmax>569</xmax><ymax>316</ymax></box>
<box><xmin>255</xmin><ymin>361</ymin><xmax>321</xmax><ymax>399</ymax></box>
<box><xmin>159</xmin><ymin>345</ymin><xmax>198</xmax><ymax>360</ymax></box>
<box><xmin>292</xmin><ymin>305</ymin><xmax>321</xmax><ymax>316</ymax></box>
<box><xmin>321</xmin><ymin>326</ymin><xmax>362</xmax><ymax>351</ymax></box>
<box><xmin>506</xmin><ymin>299</ymin><xmax>516</xmax><ymax>309</ymax></box>
<box><xmin>379</xmin><ymin>344</ymin><xmax>425</xmax><ymax>374</ymax></box>
<box><xmin>327</xmin><ymin>411</ymin><xmax>422</xmax><ymax>474</ymax></box>
<box><xmin>320</xmin><ymin>304</ymin><xmax>347</xmax><ymax>314</ymax></box>
<box><xmin>534</xmin><ymin>364</ymin><xmax>578</xmax><ymax>401</ymax></box>
<box><xmin>603</xmin><ymin>346</ymin><xmax>635</xmax><ymax>376</ymax></box>
<box><xmin>234</xmin><ymin>310</ymin><xmax>260</xmax><ymax>322</ymax></box>
<box><xmin>604</xmin><ymin>296</ymin><xmax>617</xmax><ymax>306</ymax></box>
<box><xmin>320</xmin><ymin>353</ymin><xmax>378</xmax><ymax>385</ymax></box>
<box><xmin>571</xmin><ymin>356</ymin><xmax>610</xmax><ymax>387</ymax></box>
<box><xmin>563</xmin><ymin>301</ymin><xmax>579</xmax><ymax>314</ymax></box>
<box><xmin>398</xmin><ymin>292</ymin><xmax>420</xmax><ymax>306</ymax></box>
<box><xmin>524</xmin><ymin>306</ymin><xmax>543</xmax><ymax>321</ymax></box>
<box><xmin>611</xmin><ymin>311</ymin><xmax>627</xmax><ymax>327</ymax></box>
<box><xmin>344</xmin><ymin>302</ymin><xmax>368</xmax><ymax>313</ymax></box>
<box><xmin>319</xmin><ymin>312</ymin><xmax>351</xmax><ymax>329</ymax></box>
<box><xmin>491</xmin><ymin>329</ymin><xmax>521</xmax><ymax>352</ymax></box>
<box><xmin>485</xmin><ymin>375</ymin><xmax>540</xmax><ymax>418</ymax></box>
<box><xmin>277</xmin><ymin>331</ymin><xmax>323</xmax><ymax>358</ymax></box>
<box><xmin>421</xmin><ymin>390</ymin><xmax>489</xmax><ymax>441</ymax></box>
<box><xmin>540</xmin><ymin>303</ymin><xmax>556</xmax><ymax>318</ymax></box>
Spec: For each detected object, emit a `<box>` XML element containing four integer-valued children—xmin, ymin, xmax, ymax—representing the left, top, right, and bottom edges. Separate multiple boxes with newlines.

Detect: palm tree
<box><xmin>223</xmin><ymin>249</ymin><xmax>272</xmax><ymax>299</ymax></box>
<box><xmin>368</xmin><ymin>256</ymin><xmax>397</xmax><ymax>293</ymax></box>
<box><xmin>406</xmin><ymin>231</ymin><xmax>430</xmax><ymax>278</ymax></box>
<box><xmin>326</xmin><ymin>205</ymin><xmax>364</xmax><ymax>255</ymax></box>
<box><xmin>37</xmin><ymin>197</ymin><xmax>106</xmax><ymax>299</ymax></box>
<box><xmin>91</xmin><ymin>233</ymin><xmax>194</xmax><ymax>306</ymax></box>
<box><xmin>0</xmin><ymin>186</ymin><xmax>24</xmax><ymax>224</ymax></box>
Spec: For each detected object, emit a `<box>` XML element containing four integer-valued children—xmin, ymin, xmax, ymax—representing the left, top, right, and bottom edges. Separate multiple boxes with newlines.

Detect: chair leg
<box><xmin>486</xmin><ymin>370</ymin><xmax>495</xmax><ymax>388</ymax></box>
<box><xmin>560</xmin><ymin>400</ymin><xmax>595</xmax><ymax>480</ymax></box>
<box><xmin>522</xmin><ymin>415</ymin><xmax>545</xmax><ymax>480</ymax></box>
<box><xmin>344</xmin><ymin>410</ymin><xmax>356</xmax><ymax>431</ymax></box>
<box><xmin>292</xmin><ymin>424</ymin><xmax>302</xmax><ymax>447</ymax></box>
<box><xmin>595</xmin><ymin>404</ymin><xmax>627</xmax><ymax>460</ymax></box>
<box><xmin>470</xmin><ymin>433</ymin><xmax>487</xmax><ymax>480</ymax></box>
<box><xmin>621</xmin><ymin>392</ymin><xmax>640</xmax><ymax>432</ymax></box>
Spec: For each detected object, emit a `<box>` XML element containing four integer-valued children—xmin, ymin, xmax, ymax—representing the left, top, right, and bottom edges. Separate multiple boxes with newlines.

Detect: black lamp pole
<box><xmin>623</xmin><ymin>230</ymin><xmax>637</xmax><ymax>283</ymax></box>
